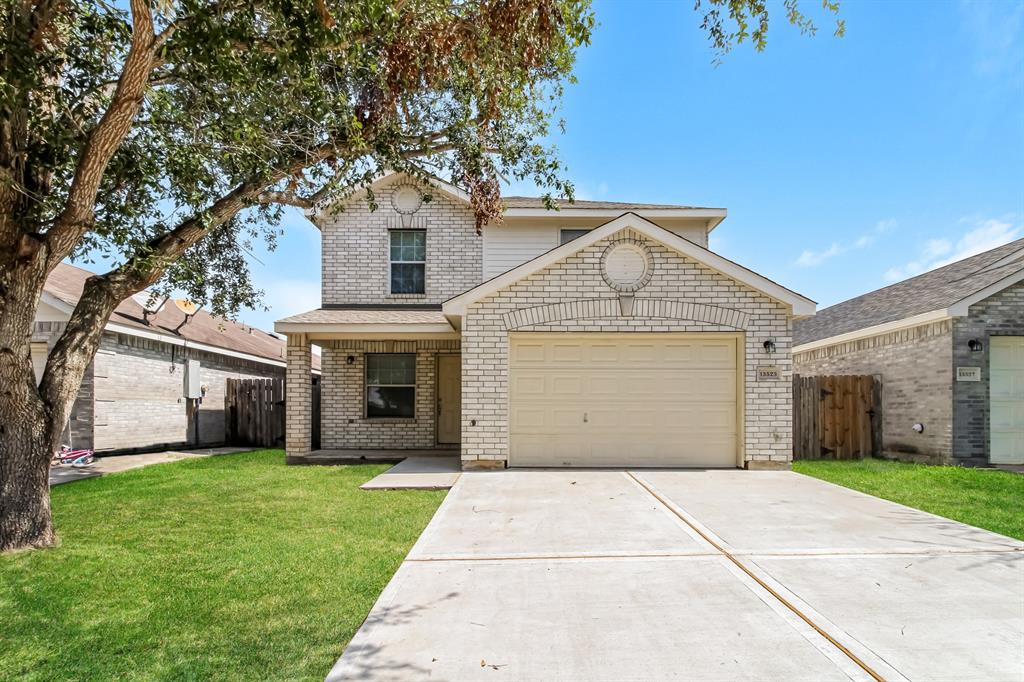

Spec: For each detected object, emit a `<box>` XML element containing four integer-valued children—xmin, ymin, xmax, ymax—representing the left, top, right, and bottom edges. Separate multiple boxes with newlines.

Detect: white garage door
<box><xmin>991</xmin><ymin>336</ymin><xmax>1024</xmax><ymax>465</ymax></box>
<box><xmin>509</xmin><ymin>333</ymin><xmax>741</xmax><ymax>468</ymax></box>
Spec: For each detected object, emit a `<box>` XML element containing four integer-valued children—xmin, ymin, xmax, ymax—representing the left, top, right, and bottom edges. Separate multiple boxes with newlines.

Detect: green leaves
<box><xmin>694</xmin><ymin>0</ymin><xmax>844</xmax><ymax>61</ymax></box>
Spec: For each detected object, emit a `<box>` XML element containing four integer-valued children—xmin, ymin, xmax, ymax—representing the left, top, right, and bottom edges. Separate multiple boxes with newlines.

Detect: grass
<box><xmin>0</xmin><ymin>450</ymin><xmax>445</xmax><ymax>681</ymax></box>
<box><xmin>793</xmin><ymin>458</ymin><xmax>1024</xmax><ymax>541</ymax></box>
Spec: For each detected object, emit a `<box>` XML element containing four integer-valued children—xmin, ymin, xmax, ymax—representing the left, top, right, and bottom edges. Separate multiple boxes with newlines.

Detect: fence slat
<box><xmin>794</xmin><ymin>374</ymin><xmax>880</xmax><ymax>460</ymax></box>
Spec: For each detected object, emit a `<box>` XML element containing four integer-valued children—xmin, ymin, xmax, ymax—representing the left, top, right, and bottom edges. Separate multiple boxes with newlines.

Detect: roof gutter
<box><xmin>793</xmin><ymin>309</ymin><xmax>953</xmax><ymax>354</ymax></box>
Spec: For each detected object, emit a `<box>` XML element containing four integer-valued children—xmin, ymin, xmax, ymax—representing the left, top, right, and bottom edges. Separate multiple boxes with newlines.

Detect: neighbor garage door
<box><xmin>509</xmin><ymin>333</ymin><xmax>740</xmax><ymax>468</ymax></box>
<box><xmin>991</xmin><ymin>336</ymin><xmax>1024</xmax><ymax>465</ymax></box>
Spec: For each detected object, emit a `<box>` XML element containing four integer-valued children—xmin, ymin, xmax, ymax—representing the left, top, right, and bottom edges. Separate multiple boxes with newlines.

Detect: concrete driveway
<box><xmin>328</xmin><ymin>470</ymin><xmax>1024</xmax><ymax>682</ymax></box>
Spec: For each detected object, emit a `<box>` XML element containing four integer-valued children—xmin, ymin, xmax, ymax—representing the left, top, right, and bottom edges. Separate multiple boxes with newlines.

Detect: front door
<box><xmin>991</xmin><ymin>336</ymin><xmax>1024</xmax><ymax>464</ymax></box>
<box><xmin>436</xmin><ymin>355</ymin><xmax>462</xmax><ymax>445</ymax></box>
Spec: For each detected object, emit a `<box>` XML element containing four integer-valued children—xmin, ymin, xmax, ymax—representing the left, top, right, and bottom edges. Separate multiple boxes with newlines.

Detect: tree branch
<box><xmin>255</xmin><ymin>191</ymin><xmax>314</xmax><ymax>209</ymax></box>
<box><xmin>43</xmin><ymin>0</ymin><xmax>157</xmax><ymax>268</ymax></box>
<box><xmin>39</xmin><ymin>139</ymin><xmax>344</xmax><ymax>435</ymax></box>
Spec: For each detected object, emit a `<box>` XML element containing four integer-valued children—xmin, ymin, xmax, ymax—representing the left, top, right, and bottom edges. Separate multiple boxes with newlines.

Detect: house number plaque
<box><xmin>956</xmin><ymin>366</ymin><xmax>981</xmax><ymax>382</ymax></box>
<box><xmin>757</xmin><ymin>365</ymin><xmax>781</xmax><ymax>381</ymax></box>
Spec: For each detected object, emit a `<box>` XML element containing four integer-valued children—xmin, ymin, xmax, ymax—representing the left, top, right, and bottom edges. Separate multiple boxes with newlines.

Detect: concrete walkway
<box><xmin>49</xmin><ymin>446</ymin><xmax>252</xmax><ymax>486</ymax></box>
<box><xmin>328</xmin><ymin>470</ymin><xmax>1024</xmax><ymax>682</ymax></box>
<box><xmin>360</xmin><ymin>456</ymin><xmax>461</xmax><ymax>490</ymax></box>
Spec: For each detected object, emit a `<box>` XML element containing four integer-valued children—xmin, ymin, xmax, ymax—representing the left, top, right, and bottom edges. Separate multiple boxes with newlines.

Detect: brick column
<box><xmin>286</xmin><ymin>333</ymin><xmax>312</xmax><ymax>459</ymax></box>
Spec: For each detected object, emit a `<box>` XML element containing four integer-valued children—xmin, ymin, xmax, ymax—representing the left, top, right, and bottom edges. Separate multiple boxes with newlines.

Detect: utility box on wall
<box><xmin>183</xmin><ymin>359</ymin><xmax>202</xmax><ymax>398</ymax></box>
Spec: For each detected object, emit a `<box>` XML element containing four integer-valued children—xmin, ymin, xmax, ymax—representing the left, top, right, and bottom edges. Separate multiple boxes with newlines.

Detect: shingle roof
<box><xmin>502</xmin><ymin>196</ymin><xmax>716</xmax><ymax>210</ymax></box>
<box><xmin>794</xmin><ymin>238</ymin><xmax>1024</xmax><ymax>346</ymax></box>
<box><xmin>45</xmin><ymin>263</ymin><xmax>319</xmax><ymax>370</ymax></box>
<box><xmin>276</xmin><ymin>308</ymin><xmax>450</xmax><ymax>326</ymax></box>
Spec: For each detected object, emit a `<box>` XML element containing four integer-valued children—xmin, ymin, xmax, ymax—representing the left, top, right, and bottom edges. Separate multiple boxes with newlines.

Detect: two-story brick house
<box><xmin>276</xmin><ymin>172</ymin><xmax>816</xmax><ymax>470</ymax></box>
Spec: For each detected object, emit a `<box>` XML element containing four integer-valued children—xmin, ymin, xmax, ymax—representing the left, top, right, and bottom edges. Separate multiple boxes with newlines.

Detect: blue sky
<box><xmin>90</xmin><ymin>0</ymin><xmax>1024</xmax><ymax>331</ymax></box>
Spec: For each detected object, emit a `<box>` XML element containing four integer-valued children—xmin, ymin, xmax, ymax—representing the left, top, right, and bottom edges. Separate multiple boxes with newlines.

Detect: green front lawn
<box><xmin>0</xmin><ymin>450</ymin><xmax>445</xmax><ymax>681</ymax></box>
<box><xmin>793</xmin><ymin>458</ymin><xmax>1024</xmax><ymax>541</ymax></box>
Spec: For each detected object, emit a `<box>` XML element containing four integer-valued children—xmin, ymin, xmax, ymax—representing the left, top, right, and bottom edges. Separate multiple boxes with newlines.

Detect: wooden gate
<box><xmin>225</xmin><ymin>378</ymin><xmax>285</xmax><ymax>447</ymax></box>
<box><xmin>224</xmin><ymin>377</ymin><xmax>321</xmax><ymax>449</ymax></box>
<box><xmin>793</xmin><ymin>374</ymin><xmax>881</xmax><ymax>460</ymax></box>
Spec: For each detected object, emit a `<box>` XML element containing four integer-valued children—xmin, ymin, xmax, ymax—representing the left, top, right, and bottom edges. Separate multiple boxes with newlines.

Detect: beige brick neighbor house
<box><xmin>36</xmin><ymin>263</ymin><xmax>319</xmax><ymax>453</ymax></box>
<box><xmin>794</xmin><ymin>239</ymin><xmax>1024</xmax><ymax>466</ymax></box>
<box><xmin>277</xmin><ymin>173</ymin><xmax>816</xmax><ymax>470</ymax></box>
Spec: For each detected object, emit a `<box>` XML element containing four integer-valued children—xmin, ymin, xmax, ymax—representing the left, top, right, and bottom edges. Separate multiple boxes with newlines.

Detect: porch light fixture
<box><xmin>912</xmin><ymin>423</ymin><xmax>925</xmax><ymax>434</ymax></box>
<box><xmin>967</xmin><ymin>339</ymin><xmax>984</xmax><ymax>352</ymax></box>
<box><xmin>763</xmin><ymin>339</ymin><xmax>776</xmax><ymax>354</ymax></box>
<box><xmin>346</xmin><ymin>355</ymin><xmax>355</xmax><ymax>365</ymax></box>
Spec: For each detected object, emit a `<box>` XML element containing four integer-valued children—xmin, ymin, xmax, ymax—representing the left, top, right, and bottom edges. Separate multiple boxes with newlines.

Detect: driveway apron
<box><xmin>327</xmin><ymin>470</ymin><xmax>1024</xmax><ymax>682</ymax></box>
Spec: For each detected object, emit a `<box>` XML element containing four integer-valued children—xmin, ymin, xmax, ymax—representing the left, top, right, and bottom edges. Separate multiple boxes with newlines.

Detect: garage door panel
<box><xmin>509</xmin><ymin>334</ymin><xmax>740</xmax><ymax>468</ymax></box>
<box><xmin>589</xmin><ymin>343</ymin><xmax>621</xmax><ymax>363</ymax></box>
<box><xmin>552</xmin><ymin>409</ymin><xmax>583</xmax><ymax>428</ymax></box>
<box><xmin>511</xmin><ymin>341</ymin><xmax>547</xmax><ymax>364</ymax></box>
<box><xmin>551</xmin><ymin>375</ymin><xmax>584</xmax><ymax>395</ymax></box>
<box><xmin>510</xmin><ymin>407</ymin><xmax>549</xmax><ymax>429</ymax></box>
<box><xmin>511</xmin><ymin>374</ymin><xmax>546</xmax><ymax>396</ymax></box>
<box><xmin>589</xmin><ymin>376</ymin><xmax>622</xmax><ymax>395</ymax></box>
<box><xmin>698</xmin><ymin>342</ymin><xmax>737</xmax><ymax>366</ymax></box>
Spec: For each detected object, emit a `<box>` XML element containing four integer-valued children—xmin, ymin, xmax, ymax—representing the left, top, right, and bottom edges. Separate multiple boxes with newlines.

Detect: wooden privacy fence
<box><xmin>225</xmin><ymin>377</ymin><xmax>321</xmax><ymax>449</ymax></box>
<box><xmin>793</xmin><ymin>374</ymin><xmax>881</xmax><ymax>460</ymax></box>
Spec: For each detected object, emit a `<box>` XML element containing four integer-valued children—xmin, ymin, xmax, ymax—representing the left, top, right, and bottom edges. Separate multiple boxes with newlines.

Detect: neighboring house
<box><xmin>794</xmin><ymin>239</ymin><xmax>1024</xmax><ymax>466</ymax></box>
<box><xmin>276</xmin><ymin>173</ymin><xmax>815</xmax><ymax>470</ymax></box>
<box><xmin>35</xmin><ymin>263</ymin><xmax>320</xmax><ymax>453</ymax></box>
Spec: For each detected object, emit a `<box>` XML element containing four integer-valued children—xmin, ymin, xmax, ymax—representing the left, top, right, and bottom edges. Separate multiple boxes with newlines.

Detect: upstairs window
<box><xmin>559</xmin><ymin>229</ymin><xmax>590</xmax><ymax>245</ymax></box>
<box><xmin>390</xmin><ymin>230</ymin><xmax>426</xmax><ymax>294</ymax></box>
<box><xmin>366</xmin><ymin>354</ymin><xmax>416</xmax><ymax>418</ymax></box>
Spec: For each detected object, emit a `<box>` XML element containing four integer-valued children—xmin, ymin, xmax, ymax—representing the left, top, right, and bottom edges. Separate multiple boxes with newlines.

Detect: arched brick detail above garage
<box><xmin>500</xmin><ymin>298</ymin><xmax>750</xmax><ymax>331</ymax></box>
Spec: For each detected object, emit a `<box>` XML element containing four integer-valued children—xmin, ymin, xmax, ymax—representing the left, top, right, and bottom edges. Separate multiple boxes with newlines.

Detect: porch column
<box><xmin>285</xmin><ymin>333</ymin><xmax>312</xmax><ymax>459</ymax></box>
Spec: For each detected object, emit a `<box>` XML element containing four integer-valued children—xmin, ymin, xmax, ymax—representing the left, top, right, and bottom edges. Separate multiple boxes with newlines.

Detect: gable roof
<box><xmin>43</xmin><ymin>263</ymin><xmax>320</xmax><ymax>370</ymax></box>
<box><xmin>442</xmin><ymin>212</ymin><xmax>816</xmax><ymax>323</ymax></box>
<box><xmin>794</xmin><ymin>238</ymin><xmax>1024</xmax><ymax>347</ymax></box>
<box><xmin>312</xmin><ymin>172</ymin><xmax>726</xmax><ymax>227</ymax></box>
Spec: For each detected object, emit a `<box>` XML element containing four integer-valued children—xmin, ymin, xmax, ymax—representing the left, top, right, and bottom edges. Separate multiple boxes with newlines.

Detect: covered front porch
<box><xmin>275</xmin><ymin>308</ymin><xmax>462</xmax><ymax>464</ymax></box>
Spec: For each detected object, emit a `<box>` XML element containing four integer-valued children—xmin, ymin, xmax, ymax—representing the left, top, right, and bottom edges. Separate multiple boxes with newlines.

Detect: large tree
<box><xmin>0</xmin><ymin>0</ymin><xmax>841</xmax><ymax>552</ymax></box>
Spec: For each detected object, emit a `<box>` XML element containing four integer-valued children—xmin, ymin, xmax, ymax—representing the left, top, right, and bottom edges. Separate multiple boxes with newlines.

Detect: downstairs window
<box><xmin>366</xmin><ymin>354</ymin><xmax>416</xmax><ymax>418</ymax></box>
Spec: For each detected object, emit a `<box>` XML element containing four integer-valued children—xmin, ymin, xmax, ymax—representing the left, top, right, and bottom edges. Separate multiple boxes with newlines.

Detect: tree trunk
<box><xmin>0</xmin><ymin>406</ymin><xmax>55</xmax><ymax>551</ymax></box>
<box><xmin>0</xmin><ymin>251</ymin><xmax>58</xmax><ymax>551</ymax></box>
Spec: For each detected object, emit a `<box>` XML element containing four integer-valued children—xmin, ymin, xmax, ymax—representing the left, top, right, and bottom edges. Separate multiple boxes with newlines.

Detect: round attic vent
<box><xmin>391</xmin><ymin>185</ymin><xmax>423</xmax><ymax>214</ymax></box>
<box><xmin>601</xmin><ymin>240</ymin><xmax>653</xmax><ymax>292</ymax></box>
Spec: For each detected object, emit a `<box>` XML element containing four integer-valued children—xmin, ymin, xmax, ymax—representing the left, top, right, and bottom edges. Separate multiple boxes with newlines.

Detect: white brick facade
<box><xmin>320</xmin><ymin>178</ymin><xmax>482</xmax><ymax>305</ymax></box>
<box><xmin>285</xmin><ymin>335</ymin><xmax>312</xmax><ymax>456</ymax></box>
<box><xmin>319</xmin><ymin>339</ymin><xmax>460</xmax><ymax>449</ymax></box>
<box><xmin>460</xmin><ymin>228</ymin><xmax>794</xmax><ymax>467</ymax></box>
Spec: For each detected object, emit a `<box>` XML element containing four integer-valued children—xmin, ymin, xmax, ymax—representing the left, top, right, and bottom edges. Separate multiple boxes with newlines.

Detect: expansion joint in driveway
<box><xmin>625</xmin><ymin>471</ymin><xmax>889</xmax><ymax>682</ymax></box>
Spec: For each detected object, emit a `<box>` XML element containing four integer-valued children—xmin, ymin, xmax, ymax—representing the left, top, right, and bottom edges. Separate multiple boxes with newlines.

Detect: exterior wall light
<box><xmin>346</xmin><ymin>355</ymin><xmax>355</xmax><ymax>365</ymax></box>
<box><xmin>967</xmin><ymin>339</ymin><xmax>984</xmax><ymax>352</ymax></box>
<box><xmin>912</xmin><ymin>423</ymin><xmax>925</xmax><ymax>433</ymax></box>
<box><xmin>763</xmin><ymin>339</ymin><xmax>776</xmax><ymax>354</ymax></box>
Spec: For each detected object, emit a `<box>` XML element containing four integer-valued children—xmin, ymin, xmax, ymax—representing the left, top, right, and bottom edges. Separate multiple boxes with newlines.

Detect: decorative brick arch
<box><xmin>501</xmin><ymin>298</ymin><xmax>750</xmax><ymax>330</ymax></box>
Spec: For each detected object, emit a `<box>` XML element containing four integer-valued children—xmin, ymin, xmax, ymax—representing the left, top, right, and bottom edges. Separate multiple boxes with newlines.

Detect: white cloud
<box><xmin>875</xmin><ymin>218</ymin><xmax>898</xmax><ymax>234</ymax></box>
<box><xmin>883</xmin><ymin>217</ymin><xmax>1021</xmax><ymax>282</ymax></box>
<box><xmin>794</xmin><ymin>217</ymin><xmax>898</xmax><ymax>268</ymax></box>
<box><xmin>795</xmin><ymin>243</ymin><xmax>843</xmax><ymax>267</ymax></box>
<box><xmin>922</xmin><ymin>238</ymin><xmax>952</xmax><ymax>259</ymax></box>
